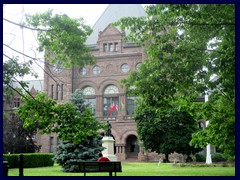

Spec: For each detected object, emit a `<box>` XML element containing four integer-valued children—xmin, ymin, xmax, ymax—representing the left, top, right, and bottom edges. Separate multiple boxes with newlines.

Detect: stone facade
<box><xmin>41</xmin><ymin>24</ymin><xmax>148</xmax><ymax>161</ymax></box>
<box><xmin>39</xmin><ymin>5</ymin><xmax>195</xmax><ymax>162</ymax></box>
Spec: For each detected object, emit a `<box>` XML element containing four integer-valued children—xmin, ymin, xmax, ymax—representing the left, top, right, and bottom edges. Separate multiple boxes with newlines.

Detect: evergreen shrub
<box><xmin>3</xmin><ymin>153</ymin><xmax>54</xmax><ymax>168</ymax></box>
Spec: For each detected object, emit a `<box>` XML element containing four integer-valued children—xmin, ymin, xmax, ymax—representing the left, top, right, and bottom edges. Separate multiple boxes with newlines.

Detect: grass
<box><xmin>8</xmin><ymin>162</ymin><xmax>235</xmax><ymax>176</ymax></box>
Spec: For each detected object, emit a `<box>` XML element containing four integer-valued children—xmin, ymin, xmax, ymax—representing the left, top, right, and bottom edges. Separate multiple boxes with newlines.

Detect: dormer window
<box><xmin>109</xmin><ymin>43</ymin><xmax>114</xmax><ymax>51</ymax></box>
<box><xmin>114</xmin><ymin>43</ymin><xmax>119</xmax><ymax>51</ymax></box>
<box><xmin>103</xmin><ymin>44</ymin><xmax>107</xmax><ymax>52</ymax></box>
<box><xmin>103</xmin><ymin>42</ymin><xmax>119</xmax><ymax>52</ymax></box>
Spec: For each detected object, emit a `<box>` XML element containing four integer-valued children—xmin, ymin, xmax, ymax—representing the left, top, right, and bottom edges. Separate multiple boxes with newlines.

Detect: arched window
<box><xmin>83</xmin><ymin>86</ymin><xmax>95</xmax><ymax>95</ymax></box>
<box><xmin>104</xmin><ymin>85</ymin><xmax>119</xmax><ymax>94</ymax></box>
<box><xmin>82</xmin><ymin>86</ymin><xmax>96</xmax><ymax>115</ymax></box>
<box><xmin>103</xmin><ymin>85</ymin><xmax>119</xmax><ymax>116</ymax></box>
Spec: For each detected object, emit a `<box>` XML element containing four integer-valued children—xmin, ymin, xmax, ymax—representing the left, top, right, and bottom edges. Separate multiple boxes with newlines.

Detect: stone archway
<box><xmin>126</xmin><ymin>135</ymin><xmax>139</xmax><ymax>159</ymax></box>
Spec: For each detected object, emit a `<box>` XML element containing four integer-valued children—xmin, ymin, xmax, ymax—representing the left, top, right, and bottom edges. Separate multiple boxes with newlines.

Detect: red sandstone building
<box><xmin>38</xmin><ymin>4</ymin><xmax>151</xmax><ymax>161</ymax></box>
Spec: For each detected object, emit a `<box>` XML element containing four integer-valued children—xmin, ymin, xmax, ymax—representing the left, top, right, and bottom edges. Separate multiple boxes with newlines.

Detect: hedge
<box><xmin>3</xmin><ymin>153</ymin><xmax>54</xmax><ymax>169</ymax></box>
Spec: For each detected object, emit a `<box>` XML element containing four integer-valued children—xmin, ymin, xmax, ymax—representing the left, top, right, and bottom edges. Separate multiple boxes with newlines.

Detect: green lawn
<box><xmin>8</xmin><ymin>163</ymin><xmax>235</xmax><ymax>176</ymax></box>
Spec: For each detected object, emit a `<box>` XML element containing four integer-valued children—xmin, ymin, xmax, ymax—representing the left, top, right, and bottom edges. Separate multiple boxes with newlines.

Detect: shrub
<box><xmin>3</xmin><ymin>153</ymin><xmax>54</xmax><ymax>168</ymax></box>
<box><xmin>53</xmin><ymin>136</ymin><xmax>104</xmax><ymax>172</ymax></box>
<box><xmin>195</xmin><ymin>153</ymin><xmax>206</xmax><ymax>162</ymax></box>
<box><xmin>211</xmin><ymin>153</ymin><xmax>227</xmax><ymax>162</ymax></box>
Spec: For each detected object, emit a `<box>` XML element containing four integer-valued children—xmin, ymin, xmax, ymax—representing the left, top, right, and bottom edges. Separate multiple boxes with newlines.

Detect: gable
<box><xmin>99</xmin><ymin>24</ymin><xmax>122</xmax><ymax>38</ymax></box>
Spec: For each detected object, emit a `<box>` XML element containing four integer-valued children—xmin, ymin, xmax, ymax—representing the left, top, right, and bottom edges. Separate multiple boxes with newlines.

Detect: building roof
<box><xmin>86</xmin><ymin>4</ymin><xmax>146</xmax><ymax>45</ymax></box>
<box><xmin>12</xmin><ymin>79</ymin><xmax>44</xmax><ymax>93</ymax></box>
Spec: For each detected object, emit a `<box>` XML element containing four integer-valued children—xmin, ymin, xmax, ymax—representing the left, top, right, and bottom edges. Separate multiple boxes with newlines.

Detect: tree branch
<box><xmin>4</xmin><ymin>43</ymin><xmax>72</xmax><ymax>91</ymax></box>
<box><xmin>13</xmin><ymin>77</ymin><xmax>35</xmax><ymax>99</ymax></box>
<box><xmin>6</xmin><ymin>83</ymin><xmax>29</xmax><ymax>100</ymax></box>
<box><xmin>3</xmin><ymin>17</ymin><xmax>50</xmax><ymax>31</ymax></box>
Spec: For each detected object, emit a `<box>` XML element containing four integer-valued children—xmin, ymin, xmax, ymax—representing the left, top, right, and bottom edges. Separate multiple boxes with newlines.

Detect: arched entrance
<box><xmin>126</xmin><ymin>135</ymin><xmax>139</xmax><ymax>159</ymax></box>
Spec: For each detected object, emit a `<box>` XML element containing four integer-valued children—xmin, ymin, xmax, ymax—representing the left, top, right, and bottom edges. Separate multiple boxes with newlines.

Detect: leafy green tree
<box><xmin>3</xmin><ymin>9</ymin><xmax>97</xmax><ymax>153</ymax></box>
<box><xmin>16</xmin><ymin>89</ymin><xmax>105</xmax><ymax>171</ymax></box>
<box><xmin>135</xmin><ymin>104</ymin><xmax>201</xmax><ymax>162</ymax></box>
<box><xmin>114</xmin><ymin>4</ymin><xmax>234</xmax><ymax>156</ymax></box>
<box><xmin>16</xmin><ymin>90</ymin><xmax>104</xmax><ymax>144</ymax></box>
<box><xmin>25</xmin><ymin>9</ymin><xmax>95</xmax><ymax>68</ymax></box>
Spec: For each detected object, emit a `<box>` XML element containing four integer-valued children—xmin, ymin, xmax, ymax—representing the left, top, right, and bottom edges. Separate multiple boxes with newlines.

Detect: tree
<box><xmin>135</xmin><ymin>103</ymin><xmax>201</xmax><ymax>162</ymax></box>
<box><xmin>16</xmin><ymin>89</ymin><xmax>105</xmax><ymax>171</ymax></box>
<box><xmin>3</xmin><ymin>8</ymin><xmax>96</xmax><ymax>102</ymax></box>
<box><xmin>54</xmin><ymin>137</ymin><xmax>104</xmax><ymax>172</ymax></box>
<box><xmin>3</xmin><ymin>8</ymin><xmax>97</xmax><ymax>153</ymax></box>
<box><xmin>16</xmin><ymin>90</ymin><xmax>104</xmax><ymax>144</ymax></box>
<box><xmin>53</xmin><ymin>89</ymin><xmax>104</xmax><ymax>172</ymax></box>
<box><xmin>24</xmin><ymin>9</ymin><xmax>95</xmax><ymax>68</ymax></box>
<box><xmin>3</xmin><ymin>113</ymin><xmax>41</xmax><ymax>154</ymax></box>
<box><xmin>114</xmin><ymin>4</ymin><xmax>235</xmax><ymax>156</ymax></box>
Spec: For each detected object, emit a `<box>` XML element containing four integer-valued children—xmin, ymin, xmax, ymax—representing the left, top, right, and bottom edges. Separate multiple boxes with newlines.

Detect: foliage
<box><xmin>16</xmin><ymin>90</ymin><xmax>104</xmax><ymax>144</ymax></box>
<box><xmin>195</xmin><ymin>153</ymin><xmax>206</xmax><ymax>162</ymax></box>
<box><xmin>3</xmin><ymin>57</ymin><xmax>38</xmax><ymax>101</ymax></box>
<box><xmin>177</xmin><ymin>163</ymin><xmax>234</xmax><ymax>168</ymax></box>
<box><xmin>114</xmin><ymin>4</ymin><xmax>235</xmax><ymax>156</ymax></box>
<box><xmin>25</xmin><ymin>9</ymin><xmax>95</xmax><ymax>68</ymax></box>
<box><xmin>3</xmin><ymin>153</ymin><xmax>54</xmax><ymax>168</ymax></box>
<box><xmin>53</xmin><ymin>138</ymin><xmax>104</xmax><ymax>172</ymax></box>
<box><xmin>135</xmin><ymin>106</ymin><xmax>201</xmax><ymax>161</ymax></box>
<box><xmin>3</xmin><ymin>114</ymin><xmax>41</xmax><ymax>154</ymax></box>
<box><xmin>4</xmin><ymin>10</ymin><xmax>96</xmax><ymax>155</ymax></box>
<box><xmin>211</xmin><ymin>153</ymin><xmax>227</xmax><ymax>162</ymax></box>
<box><xmin>53</xmin><ymin>89</ymin><xmax>105</xmax><ymax>172</ymax></box>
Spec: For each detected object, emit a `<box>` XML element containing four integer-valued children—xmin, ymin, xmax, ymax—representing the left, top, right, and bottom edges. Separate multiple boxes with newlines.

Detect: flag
<box><xmin>109</xmin><ymin>103</ymin><xmax>116</xmax><ymax>115</ymax></box>
<box><xmin>121</xmin><ymin>101</ymin><xmax>125</xmax><ymax>112</ymax></box>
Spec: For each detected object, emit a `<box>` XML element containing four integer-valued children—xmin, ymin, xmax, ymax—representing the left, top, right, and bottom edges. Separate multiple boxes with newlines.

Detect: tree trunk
<box><xmin>165</xmin><ymin>154</ymin><xmax>169</xmax><ymax>162</ymax></box>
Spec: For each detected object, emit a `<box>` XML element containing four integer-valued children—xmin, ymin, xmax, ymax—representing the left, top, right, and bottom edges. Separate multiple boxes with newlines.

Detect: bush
<box><xmin>195</xmin><ymin>153</ymin><xmax>206</xmax><ymax>162</ymax></box>
<box><xmin>3</xmin><ymin>153</ymin><xmax>54</xmax><ymax>168</ymax></box>
<box><xmin>53</xmin><ymin>136</ymin><xmax>104</xmax><ymax>172</ymax></box>
<box><xmin>211</xmin><ymin>153</ymin><xmax>227</xmax><ymax>162</ymax></box>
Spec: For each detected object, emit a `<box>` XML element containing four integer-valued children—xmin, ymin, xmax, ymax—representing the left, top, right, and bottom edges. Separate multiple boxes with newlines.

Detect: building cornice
<box><xmin>96</xmin><ymin>52</ymin><xmax>142</xmax><ymax>59</ymax></box>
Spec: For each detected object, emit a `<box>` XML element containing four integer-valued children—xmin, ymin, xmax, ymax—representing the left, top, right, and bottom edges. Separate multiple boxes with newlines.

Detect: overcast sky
<box><xmin>3</xmin><ymin>4</ymin><xmax>148</xmax><ymax>80</ymax></box>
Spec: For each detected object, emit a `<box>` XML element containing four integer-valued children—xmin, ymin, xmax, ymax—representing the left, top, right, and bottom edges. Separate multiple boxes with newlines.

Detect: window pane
<box><xmin>109</xmin><ymin>43</ymin><xmax>114</xmax><ymax>51</ymax></box>
<box><xmin>103</xmin><ymin>44</ymin><xmax>107</xmax><ymax>52</ymax></box>
<box><xmin>83</xmin><ymin>87</ymin><xmax>95</xmax><ymax>95</ymax></box>
<box><xmin>114</xmin><ymin>43</ymin><xmax>118</xmax><ymax>51</ymax></box>
<box><xmin>85</xmin><ymin>98</ymin><xmax>96</xmax><ymax>115</ymax></box>
<box><xmin>127</xmin><ymin>97</ymin><xmax>136</xmax><ymax>115</ymax></box>
<box><xmin>50</xmin><ymin>137</ymin><xmax>54</xmax><ymax>153</ymax></box>
<box><xmin>93</xmin><ymin>66</ymin><xmax>101</xmax><ymax>75</ymax></box>
<box><xmin>104</xmin><ymin>85</ymin><xmax>119</xmax><ymax>94</ymax></box>
<box><xmin>121</xmin><ymin>64</ymin><xmax>129</xmax><ymax>73</ymax></box>
<box><xmin>103</xmin><ymin>97</ymin><xmax>119</xmax><ymax>116</ymax></box>
<box><xmin>79</xmin><ymin>67</ymin><xmax>87</xmax><ymax>75</ymax></box>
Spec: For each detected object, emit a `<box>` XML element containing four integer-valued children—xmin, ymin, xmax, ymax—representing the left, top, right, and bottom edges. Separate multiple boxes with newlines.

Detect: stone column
<box><xmin>96</xmin><ymin>95</ymin><xmax>103</xmax><ymax>117</ymax></box>
<box><xmin>115</xmin><ymin>144</ymin><xmax>127</xmax><ymax>161</ymax></box>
